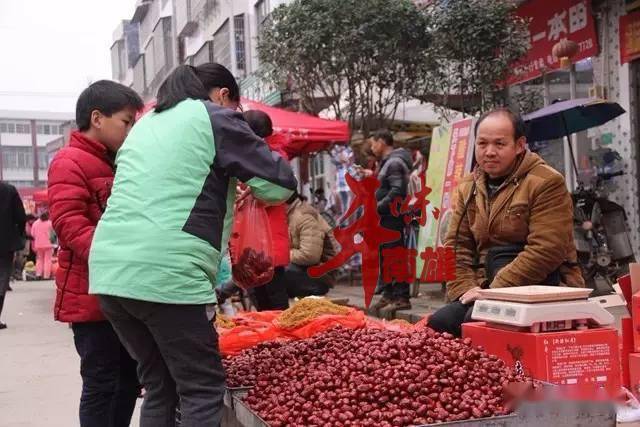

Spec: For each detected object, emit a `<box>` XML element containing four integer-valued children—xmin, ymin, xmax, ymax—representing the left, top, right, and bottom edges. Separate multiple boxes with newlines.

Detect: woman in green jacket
<box><xmin>89</xmin><ymin>63</ymin><xmax>296</xmax><ymax>427</ymax></box>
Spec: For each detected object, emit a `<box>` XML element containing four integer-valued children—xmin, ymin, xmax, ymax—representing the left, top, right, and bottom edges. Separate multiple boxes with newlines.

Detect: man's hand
<box><xmin>459</xmin><ymin>286</ymin><xmax>482</xmax><ymax>304</ymax></box>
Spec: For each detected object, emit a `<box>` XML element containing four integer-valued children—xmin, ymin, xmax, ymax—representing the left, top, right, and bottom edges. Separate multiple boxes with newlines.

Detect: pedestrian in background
<box><xmin>48</xmin><ymin>80</ymin><xmax>144</xmax><ymax>427</ymax></box>
<box><xmin>364</xmin><ymin>129</ymin><xmax>413</xmax><ymax>313</ymax></box>
<box><xmin>243</xmin><ymin>109</ymin><xmax>292</xmax><ymax>311</ymax></box>
<box><xmin>30</xmin><ymin>211</ymin><xmax>55</xmax><ymax>280</ymax></box>
<box><xmin>0</xmin><ymin>181</ymin><xmax>26</xmax><ymax>329</ymax></box>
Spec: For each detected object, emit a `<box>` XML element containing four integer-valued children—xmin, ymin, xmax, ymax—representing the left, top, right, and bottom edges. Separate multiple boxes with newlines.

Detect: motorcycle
<box><xmin>573</xmin><ymin>170</ymin><xmax>635</xmax><ymax>296</ymax></box>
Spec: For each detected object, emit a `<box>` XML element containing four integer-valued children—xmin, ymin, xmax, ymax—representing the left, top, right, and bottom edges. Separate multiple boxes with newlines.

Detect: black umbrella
<box><xmin>523</xmin><ymin>98</ymin><xmax>626</xmax><ymax>182</ymax></box>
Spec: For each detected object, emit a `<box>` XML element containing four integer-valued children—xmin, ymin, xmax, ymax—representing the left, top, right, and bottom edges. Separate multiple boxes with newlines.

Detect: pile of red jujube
<box><xmin>223</xmin><ymin>326</ymin><xmax>527</xmax><ymax>427</ymax></box>
<box><xmin>231</xmin><ymin>247</ymin><xmax>274</xmax><ymax>289</ymax></box>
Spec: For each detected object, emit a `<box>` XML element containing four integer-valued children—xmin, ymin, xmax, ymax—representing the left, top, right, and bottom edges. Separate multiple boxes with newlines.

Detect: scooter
<box><xmin>573</xmin><ymin>171</ymin><xmax>635</xmax><ymax>296</ymax></box>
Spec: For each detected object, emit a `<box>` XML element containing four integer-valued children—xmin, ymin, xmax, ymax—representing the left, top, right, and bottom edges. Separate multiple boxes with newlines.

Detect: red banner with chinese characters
<box><xmin>436</xmin><ymin>118</ymin><xmax>475</xmax><ymax>246</ymax></box>
<box><xmin>620</xmin><ymin>11</ymin><xmax>640</xmax><ymax>64</ymax></box>
<box><xmin>508</xmin><ymin>0</ymin><xmax>599</xmax><ymax>85</ymax></box>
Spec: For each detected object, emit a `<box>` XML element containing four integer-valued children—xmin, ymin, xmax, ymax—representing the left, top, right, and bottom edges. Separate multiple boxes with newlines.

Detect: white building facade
<box><xmin>0</xmin><ymin>110</ymin><xmax>73</xmax><ymax>189</ymax></box>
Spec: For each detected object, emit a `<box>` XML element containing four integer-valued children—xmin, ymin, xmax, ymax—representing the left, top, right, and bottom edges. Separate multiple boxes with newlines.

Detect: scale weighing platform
<box><xmin>471</xmin><ymin>286</ymin><xmax>615</xmax><ymax>332</ymax></box>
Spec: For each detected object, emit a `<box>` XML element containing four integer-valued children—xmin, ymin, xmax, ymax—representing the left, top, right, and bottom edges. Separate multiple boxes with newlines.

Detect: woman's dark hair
<box><xmin>155</xmin><ymin>63</ymin><xmax>240</xmax><ymax>113</ymax></box>
<box><xmin>40</xmin><ymin>212</ymin><xmax>49</xmax><ymax>221</ymax></box>
<box><xmin>474</xmin><ymin>108</ymin><xmax>526</xmax><ymax>141</ymax></box>
<box><xmin>243</xmin><ymin>110</ymin><xmax>273</xmax><ymax>138</ymax></box>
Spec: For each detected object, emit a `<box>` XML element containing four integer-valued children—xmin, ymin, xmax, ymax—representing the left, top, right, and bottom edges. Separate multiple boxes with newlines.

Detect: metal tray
<box><xmin>230</xmin><ymin>397</ymin><xmax>615</xmax><ymax>427</ymax></box>
<box><xmin>224</xmin><ymin>386</ymin><xmax>252</xmax><ymax>410</ymax></box>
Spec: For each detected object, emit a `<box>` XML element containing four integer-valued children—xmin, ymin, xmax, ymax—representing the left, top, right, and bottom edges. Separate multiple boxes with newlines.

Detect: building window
<box><xmin>213</xmin><ymin>19</ymin><xmax>231</xmax><ymax>70</ymax></box>
<box><xmin>15</xmin><ymin>123</ymin><xmax>31</xmax><ymax>134</ymax></box>
<box><xmin>255</xmin><ymin>0</ymin><xmax>268</xmax><ymax>38</ymax></box>
<box><xmin>37</xmin><ymin>124</ymin><xmax>43</xmax><ymax>134</ymax></box>
<box><xmin>37</xmin><ymin>150</ymin><xmax>49</xmax><ymax>168</ymax></box>
<box><xmin>43</xmin><ymin>125</ymin><xmax>51</xmax><ymax>135</ymax></box>
<box><xmin>234</xmin><ymin>14</ymin><xmax>246</xmax><ymax>74</ymax></box>
<box><xmin>0</xmin><ymin>123</ymin><xmax>7</xmax><ymax>133</ymax></box>
<box><xmin>2</xmin><ymin>147</ymin><xmax>33</xmax><ymax>170</ymax></box>
<box><xmin>7</xmin><ymin>123</ymin><xmax>15</xmax><ymax>133</ymax></box>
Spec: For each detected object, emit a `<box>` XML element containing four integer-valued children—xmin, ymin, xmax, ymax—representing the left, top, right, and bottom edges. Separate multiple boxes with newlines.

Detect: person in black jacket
<box><xmin>362</xmin><ymin>130</ymin><xmax>413</xmax><ymax>313</ymax></box>
<box><xmin>0</xmin><ymin>181</ymin><xmax>26</xmax><ymax>329</ymax></box>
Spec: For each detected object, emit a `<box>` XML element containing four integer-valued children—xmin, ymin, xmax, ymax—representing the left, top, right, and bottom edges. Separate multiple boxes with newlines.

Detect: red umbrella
<box><xmin>136</xmin><ymin>98</ymin><xmax>350</xmax><ymax>158</ymax></box>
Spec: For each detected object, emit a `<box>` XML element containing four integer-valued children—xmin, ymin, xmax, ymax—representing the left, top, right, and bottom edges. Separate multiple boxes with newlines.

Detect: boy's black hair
<box><xmin>243</xmin><ymin>110</ymin><xmax>273</xmax><ymax>138</ymax></box>
<box><xmin>40</xmin><ymin>211</ymin><xmax>49</xmax><ymax>221</ymax></box>
<box><xmin>371</xmin><ymin>129</ymin><xmax>394</xmax><ymax>146</ymax></box>
<box><xmin>155</xmin><ymin>63</ymin><xmax>240</xmax><ymax>113</ymax></box>
<box><xmin>474</xmin><ymin>107</ymin><xmax>526</xmax><ymax>141</ymax></box>
<box><xmin>76</xmin><ymin>80</ymin><xmax>144</xmax><ymax>131</ymax></box>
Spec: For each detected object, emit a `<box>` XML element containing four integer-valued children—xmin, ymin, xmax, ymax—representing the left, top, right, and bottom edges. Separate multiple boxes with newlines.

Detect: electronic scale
<box><xmin>471</xmin><ymin>286</ymin><xmax>615</xmax><ymax>332</ymax></box>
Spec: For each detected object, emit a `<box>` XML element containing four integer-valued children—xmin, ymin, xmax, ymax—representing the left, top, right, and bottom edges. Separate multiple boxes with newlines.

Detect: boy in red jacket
<box><xmin>48</xmin><ymin>80</ymin><xmax>143</xmax><ymax>427</ymax></box>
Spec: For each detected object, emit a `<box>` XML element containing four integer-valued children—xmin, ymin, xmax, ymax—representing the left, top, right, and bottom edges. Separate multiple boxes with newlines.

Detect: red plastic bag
<box><xmin>276</xmin><ymin>308</ymin><xmax>366</xmax><ymax>340</ymax></box>
<box><xmin>229</xmin><ymin>196</ymin><xmax>275</xmax><ymax>290</ymax></box>
<box><xmin>218</xmin><ymin>324</ymin><xmax>285</xmax><ymax>356</ymax></box>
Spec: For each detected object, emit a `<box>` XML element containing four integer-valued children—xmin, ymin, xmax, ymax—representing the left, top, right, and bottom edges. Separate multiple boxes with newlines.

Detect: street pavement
<box><xmin>0</xmin><ymin>280</ymin><xmax>140</xmax><ymax>427</ymax></box>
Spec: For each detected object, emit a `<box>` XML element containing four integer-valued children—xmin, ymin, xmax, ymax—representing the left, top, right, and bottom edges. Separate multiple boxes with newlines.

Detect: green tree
<box><xmin>258</xmin><ymin>0</ymin><xmax>432</xmax><ymax>136</ymax></box>
<box><xmin>418</xmin><ymin>0</ymin><xmax>530</xmax><ymax>116</ymax></box>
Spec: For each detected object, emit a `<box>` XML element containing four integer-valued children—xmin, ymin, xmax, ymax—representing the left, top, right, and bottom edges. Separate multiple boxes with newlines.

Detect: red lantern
<box><xmin>552</xmin><ymin>39</ymin><xmax>579</xmax><ymax>69</ymax></box>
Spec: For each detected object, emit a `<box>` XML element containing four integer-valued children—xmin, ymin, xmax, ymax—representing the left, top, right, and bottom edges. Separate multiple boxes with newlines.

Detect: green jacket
<box><xmin>89</xmin><ymin>99</ymin><xmax>296</xmax><ymax>304</ymax></box>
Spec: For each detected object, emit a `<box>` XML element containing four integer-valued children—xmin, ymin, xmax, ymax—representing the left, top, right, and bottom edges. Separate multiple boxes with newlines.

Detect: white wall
<box><xmin>592</xmin><ymin>0</ymin><xmax>640</xmax><ymax>256</ymax></box>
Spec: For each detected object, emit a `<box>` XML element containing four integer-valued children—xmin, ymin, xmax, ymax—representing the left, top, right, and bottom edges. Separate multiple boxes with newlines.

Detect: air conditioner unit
<box><xmin>589</xmin><ymin>85</ymin><xmax>607</xmax><ymax>99</ymax></box>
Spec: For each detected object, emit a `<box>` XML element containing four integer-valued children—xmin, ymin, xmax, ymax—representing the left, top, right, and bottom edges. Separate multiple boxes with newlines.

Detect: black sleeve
<box><xmin>377</xmin><ymin>161</ymin><xmax>408</xmax><ymax>215</ymax></box>
<box><xmin>12</xmin><ymin>186</ymin><xmax>26</xmax><ymax>235</ymax></box>
<box><xmin>203</xmin><ymin>101</ymin><xmax>297</xmax><ymax>193</ymax></box>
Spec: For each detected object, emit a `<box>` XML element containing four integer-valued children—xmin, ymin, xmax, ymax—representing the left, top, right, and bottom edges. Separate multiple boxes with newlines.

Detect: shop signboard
<box><xmin>509</xmin><ymin>0</ymin><xmax>599</xmax><ymax>85</ymax></box>
<box><xmin>436</xmin><ymin>118</ymin><xmax>475</xmax><ymax>247</ymax></box>
<box><xmin>416</xmin><ymin>125</ymin><xmax>451</xmax><ymax>277</ymax></box>
<box><xmin>620</xmin><ymin>11</ymin><xmax>640</xmax><ymax>64</ymax></box>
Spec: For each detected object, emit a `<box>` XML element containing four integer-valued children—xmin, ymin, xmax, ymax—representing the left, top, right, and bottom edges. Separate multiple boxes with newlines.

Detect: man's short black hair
<box><xmin>76</xmin><ymin>80</ymin><xmax>144</xmax><ymax>131</ymax></box>
<box><xmin>474</xmin><ymin>108</ymin><xmax>526</xmax><ymax>141</ymax></box>
<box><xmin>371</xmin><ymin>129</ymin><xmax>394</xmax><ymax>146</ymax></box>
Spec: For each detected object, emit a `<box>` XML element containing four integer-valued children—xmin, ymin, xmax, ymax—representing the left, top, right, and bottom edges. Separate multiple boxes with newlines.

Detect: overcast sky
<box><xmin>0</xmin><ymin>0</ymin><xmax>136</xmax><ymax>113</ymax></box>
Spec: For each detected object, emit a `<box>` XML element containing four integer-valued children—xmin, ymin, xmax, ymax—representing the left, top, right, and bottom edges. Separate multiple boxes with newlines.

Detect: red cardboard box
<box><xmin>462</xmin><ymin>322</ymin><xmax>621</xmax><ymax>396</ymax></box>
<box><xmin>632</xmin><ymin>294</ymin><xmax>640</xmax><ymax>352</ymax></box>
<box><xmin>622</xmin><ymin>317</ymin><xmax>634</xmax><ymax>387</ymax></box>
<box><xmin>630</xmin><ymin>353</ymin><xmax>640</xmax><ymax>396</ymax></box>
<box><xmin>619</xmin><ymin>274</ymin><xmax>633</xmax><ymax>313</ymax></box>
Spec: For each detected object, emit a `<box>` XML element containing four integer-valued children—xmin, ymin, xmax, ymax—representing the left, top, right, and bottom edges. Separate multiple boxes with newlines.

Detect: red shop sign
<box><xmin>620</xmin><ymin>11</ymin><xmax>640</xmax><ymax>64</ymax></box>
<box><xmin>508</xmin><ymin>0</ymin><xmax>599</xmax><ymax>85</ymax></box>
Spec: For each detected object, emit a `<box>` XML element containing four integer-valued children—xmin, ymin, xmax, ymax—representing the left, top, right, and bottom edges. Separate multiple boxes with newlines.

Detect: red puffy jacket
<box><xmin>48</xmin><ymin>132</ymin><xmax>115</xmax><ymax>322</ymax></box>
<box><xmin>265</xmin><ymin>134</ymin><xmax>291</xmax><ymax>267</ymax></box>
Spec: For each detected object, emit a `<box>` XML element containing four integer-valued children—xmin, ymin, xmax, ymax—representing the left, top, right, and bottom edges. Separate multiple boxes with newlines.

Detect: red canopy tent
<box><xmin>138</xmin><ymin>98</ymin><xmax>350</xmax><ymax>158</ymax></box>
<box><xmin>240</xmin><ymin>98</ymin><xmax>350</xmax><ymax>158</ymax></box>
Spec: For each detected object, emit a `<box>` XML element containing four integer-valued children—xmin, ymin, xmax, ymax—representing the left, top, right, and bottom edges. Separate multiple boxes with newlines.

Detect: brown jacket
<box><xmin>287</xmin><ymin>199</ymin><xmax>332</xmax><ymax>266</ymax></box>
<box><xmin>444</xmin><ymin>151</ymin><xmax>584</xmax><ymax>302</ymax></box>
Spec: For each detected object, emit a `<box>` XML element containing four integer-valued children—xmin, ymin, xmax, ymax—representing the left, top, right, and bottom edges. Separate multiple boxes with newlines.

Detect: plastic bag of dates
<box><xmin>229</xmin><ymin>196</ymin><xmax>275</xmax><ymax>289</ymax></box>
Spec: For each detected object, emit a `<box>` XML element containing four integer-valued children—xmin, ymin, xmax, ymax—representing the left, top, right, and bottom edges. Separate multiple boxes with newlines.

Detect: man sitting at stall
<box><xmin>428</xmin><ymin>108</ymin><xmax>585</xmax><ymax>337</ymax></box>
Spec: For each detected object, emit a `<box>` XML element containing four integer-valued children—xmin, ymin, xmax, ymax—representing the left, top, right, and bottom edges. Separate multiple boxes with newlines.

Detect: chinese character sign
<box><xmin>308</xmin><ymin>174</ymin><xmax>400</xmax><ymax>307</ymax></box>
<box><xmin>437</xmin><ymin>118</ymin><xmax>475</xmax><ymax>247</ymax></box>
<box><xmin>509</xmin><ymin>0</ymin><xmax>598</xmax><ymax>85</ymax></box>
<box><xmin>309</xmin><ymin>172</ymin><xmax>456</xmax><ymax>308</ymax></box>
<box><xmin>620</xmin><ymin>11</ymin><xmax>640</xmax><ymax>64</ymax></box>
